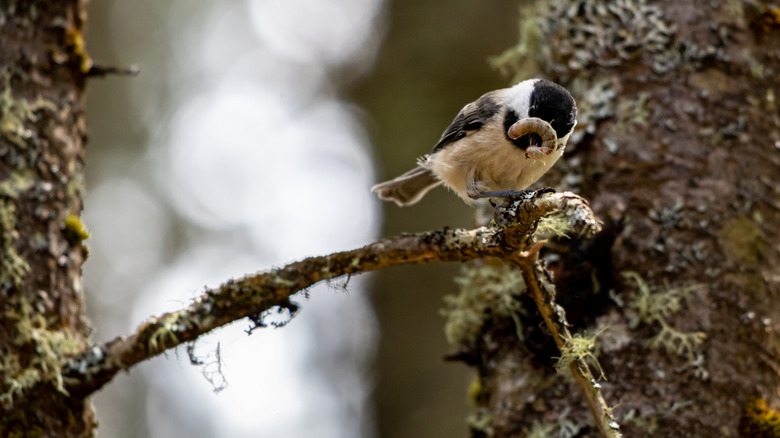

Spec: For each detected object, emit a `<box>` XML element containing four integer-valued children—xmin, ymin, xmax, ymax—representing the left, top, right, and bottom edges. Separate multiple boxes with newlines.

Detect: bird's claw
<box><xmin>475</xmin><ymin>187</ymin><xmax>556</xmax><ymax>201</ymax></box>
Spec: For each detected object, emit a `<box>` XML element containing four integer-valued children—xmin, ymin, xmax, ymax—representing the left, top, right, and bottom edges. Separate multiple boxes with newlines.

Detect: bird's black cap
<box><xmin>528</xmin><ymin>79</ymin><xmax>578</xmax><ymax>139</ymax></box>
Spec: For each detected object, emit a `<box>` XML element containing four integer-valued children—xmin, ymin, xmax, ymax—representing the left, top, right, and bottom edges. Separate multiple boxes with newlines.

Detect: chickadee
<box><xmin>372</xmin><ymin>78</ymin><xmax>577</xmax><ymax>206</ymax></box>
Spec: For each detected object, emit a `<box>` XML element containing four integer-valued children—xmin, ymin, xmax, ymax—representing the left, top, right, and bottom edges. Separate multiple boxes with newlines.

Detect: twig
<box><xmin>84</xmin><ymin>64</ymin><xmax>140</xmax><ymax>77</ymax></box>
<box><xmin>61</xmin><ymin>192</ymin><xmax>603</xmax><ymax>409</ymax></box>
<box><xmin>511</xmin><ymin>254</ymin><xmax>622</xmax><ymax>438</ymax></box>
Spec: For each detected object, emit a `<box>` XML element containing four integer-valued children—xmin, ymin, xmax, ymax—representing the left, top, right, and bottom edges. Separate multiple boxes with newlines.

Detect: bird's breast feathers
<box><xmin>425</xmin><ymin>122</ymin><xmax>565</xmax><ymax>201</ymax></box>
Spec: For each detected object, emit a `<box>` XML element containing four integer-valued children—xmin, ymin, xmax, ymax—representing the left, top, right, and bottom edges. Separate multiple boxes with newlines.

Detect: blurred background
<box><xmin>85</xmin><ymin>0</ymin><xmax>524</xmax><ymax>436</ymax></box>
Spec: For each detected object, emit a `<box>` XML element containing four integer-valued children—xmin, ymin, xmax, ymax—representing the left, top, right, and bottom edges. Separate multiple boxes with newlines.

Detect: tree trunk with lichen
<box><xmin>1</xmin><ymin>0</ymin><xmax>96</xmax><ymax>436</ymax></box>
<box><xmin>442</xmin><ymin>1</ymin><xmax>780</xmax><ymax>436</ymax></box>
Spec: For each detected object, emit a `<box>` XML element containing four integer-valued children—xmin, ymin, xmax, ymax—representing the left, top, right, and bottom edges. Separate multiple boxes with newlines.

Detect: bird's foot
<box><xmin>473</xmin><ymin>189</ymin><xmax>531</xmax><ymax>200</ymax></box>
<box><xmin>474</xmin><ymin>187</ymin><xmax>555</xmax><ymax>201</ymax></box>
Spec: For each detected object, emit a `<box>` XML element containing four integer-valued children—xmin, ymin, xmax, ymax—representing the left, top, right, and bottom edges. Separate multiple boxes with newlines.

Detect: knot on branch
<box><xmin>492</xmin><ymin>191</ymin><xmax>602</xmax><ymax>249</ymax></box>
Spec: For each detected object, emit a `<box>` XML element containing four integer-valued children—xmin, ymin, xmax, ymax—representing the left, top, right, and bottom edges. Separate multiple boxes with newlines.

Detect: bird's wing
<box><xmin>431</xmin><ymin>91</ymin><xmax>503</xmax><ymax>154</ymax></box>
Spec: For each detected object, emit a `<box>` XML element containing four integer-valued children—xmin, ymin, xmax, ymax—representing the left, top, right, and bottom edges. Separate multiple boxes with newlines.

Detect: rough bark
<box><xmin>0</xmin><ymin>0</ymin><xmax>96</xmax><ymax>436</ymax></box>
<box><xmin>450</xmin><ymin>0</ymin><xmax>780</xmax><ymax>436</ymax></box>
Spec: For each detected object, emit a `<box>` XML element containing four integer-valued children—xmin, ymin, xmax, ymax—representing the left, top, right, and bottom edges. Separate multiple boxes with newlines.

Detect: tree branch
<box><xmin>511</xmin><ymin>254</ymin><xmax>622</xmax><ymax>438</ymax></box>
<box><xmin>63</xmin><ymin>192</ymin><xmax>607</xmax><ymax>430</ymax></box>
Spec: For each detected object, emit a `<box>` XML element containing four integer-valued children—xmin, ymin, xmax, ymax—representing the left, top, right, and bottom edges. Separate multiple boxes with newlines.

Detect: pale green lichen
<box><xmin>0</xmin><ymin>354</ymin><xmax>39</xmax><ymax>407</ymax></box>
<box><xmin>66</xmin><ymin>172</ymin><xmax>86</xmax><ymax>201</ymax></box>
<box><xmin>0</xmin><ymin>68</ymin><xmax>57</xmax><ymax>150</ymax></box>
<box><xmin>0</xmin><ymin>296</ymin><xmax>82</xmax><ymax>406</ymax></box>
<box><xmin>527</xmin><ymin>420</ymin><xmax>556</xmax><ymax>438</ymax></box>
<box><xmin>442</xmin><ymin>263</ymin><xmax>526</xmax><ymax>346</ymax></box>
<box><xmin>647</xmin><ymin>320</ymin><xmax>707</xmax><ymax>362</ymax></box>
<box><xmin>270</xmin><ymin>275</ymin><xmax>297</xmax><ymax>288</ymax></box>
<box><xmin>742</xmin><ymin>50</ymin><xmax>769</xmax><ymax>80</ymax></box>
<box><xmin>527</xmin><ymin>418</ymin><xmax>583</xmax><ymax>438</ymax></box>
<box><xmin>466</xmin><ymin>408</ymin><xmax>493</xmax><ymax>434</ymax></box>
<box><xmin>0</xmin><ymin>169</ymin><xmax>35</xmax><ymax>199</ymax></box>
<box><xmin>554</xmin><ymin>329</ymin><xmax>606</xmax><ymax>379</ymax></box>
<box><xmin>723</xmin><ymin>0</ymin><xmax>745</xmax><ymax>21</ymax></box>
<box><xmin>0</xmin><ymin>200</ymin><xmax>30</xmax><ymax>291</ymax></box>
<box><xmin>534</xmin><ymin>211</ymin><xmax>574</xmax><ymax>240</ymax></box>
<box><xmin>622</xmin><ymin>409</ymin><xmax>660</xmax><ymax>435</ymax></box>
<box><xmin>148</xmin><ymin>314</ymin><xmax>183</xmax><ymax>351</ymax></box>
<box><xmin>614</xmin><ymin>92</ymin><xmax>651</xmax><ymax>132</ymax></box>
<box><xmin>622</xmin><ymin>271</ymin><xmax>706</xmax><ymax>361</ymax></box>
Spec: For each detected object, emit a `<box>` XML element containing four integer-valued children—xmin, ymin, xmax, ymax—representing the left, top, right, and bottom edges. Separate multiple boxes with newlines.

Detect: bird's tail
<box><xmin>371</xmin><ymin>166</ymin><xmax>441</xmax><ymax>207</ymax></box>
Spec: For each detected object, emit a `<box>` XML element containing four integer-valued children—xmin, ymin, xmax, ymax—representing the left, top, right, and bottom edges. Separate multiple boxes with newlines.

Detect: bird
<box><xmin>371</xmin><ymin>78</ymin><xmax>577</xmax><ymax>207</ymax></box>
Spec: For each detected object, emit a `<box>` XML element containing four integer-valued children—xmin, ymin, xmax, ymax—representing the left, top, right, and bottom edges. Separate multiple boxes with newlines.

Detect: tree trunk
<box><xmin>447</xmin><ymin>0</ymin><xmax>780</xmax><ymax>436</ymax></box>
<box><xmin>0</xmin><ymin>0</ymin><xmax>95</xmax><ymax>436</ymax></box>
